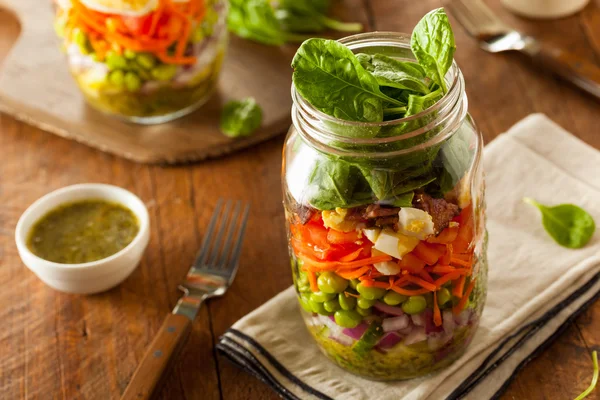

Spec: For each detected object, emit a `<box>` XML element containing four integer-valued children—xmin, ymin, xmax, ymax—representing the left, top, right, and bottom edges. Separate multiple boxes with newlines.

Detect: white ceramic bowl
<box><xmin>15</xmin><ymin>184</ymin><xmax>150</xmax><ymax>294</ymax></box>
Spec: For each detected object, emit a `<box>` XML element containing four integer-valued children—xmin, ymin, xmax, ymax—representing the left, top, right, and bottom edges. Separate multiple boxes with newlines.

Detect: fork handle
<box><xmin>121</xmin><ymin>314</ymin><xmax>192</xmax><ymax>400</ymax></box>
<box><xmin>528</xmin><ymin>43</ymin><xmax>600</xmax><ymax>99</ymax></box>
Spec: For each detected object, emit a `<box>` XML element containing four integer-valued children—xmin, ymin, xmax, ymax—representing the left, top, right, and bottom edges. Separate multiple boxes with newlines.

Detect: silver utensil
<box><xmin>445</xmin><ymin>0</ymin><xmax>600</xmax><ymax>99</ymax></box>
<box><xmin>122</xmin><ymin>199</ymin><xmax>250</xmax><ymax>400</ymax></box>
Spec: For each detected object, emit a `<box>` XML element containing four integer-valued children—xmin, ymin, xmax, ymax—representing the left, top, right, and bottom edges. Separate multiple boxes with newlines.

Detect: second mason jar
<box><xmin>54</xmin><ymin>0</ymin><xmax>228</xmax><ymax>124</ymax></box>
<box><xmin>282</xmin><ymin>33</ymin><xmax>487</xmax><ymax>380</ymax></box>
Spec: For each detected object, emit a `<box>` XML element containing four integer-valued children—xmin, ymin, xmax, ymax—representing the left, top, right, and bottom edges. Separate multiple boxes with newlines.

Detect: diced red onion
<box><xmin>428</xmin><ymin>332</ymin><xmax>452</xmax><ymax>351</ymax></box>
<box><xmin>342</xmin><ymin>323</ymin><xmax>369</xmax><ymax>340</ymax></box>
<box><xmin>404</xmin><ymin>327</ymin><xmax>427</xmax><ymax>345</ymax></box>
<box><xmin>423</xmin><ymin>309</ymin><xmax>443</xmax><ymax>334</ymax></box>
<box><xmin>374</xmin><ymin>301</ymin><xmax>405</xmax><ymax>316</ymax></box>
<box><xmin>382</xmin><ymin>315</ymin><xmax>410</xmax><ymax>332</ymax></box>
<box><xmin>454</xmin><ymin>309</ymin><xmax>471</xmax><ymax>326</ymax></box>
<box><xmin>411</xmin><ymin>314</ymin><xmax>425</xmax><ymax>326</ymax></box>
<box><xmin>442</xmin><ymin>310</ymin><xmax>456</xmax><ymax>335</ymax></box>
<box><xmin>320</xmin><ymin>315</ymin><xmax>354</xmax><ymax>346</ymax></box>
<box><xmin>377</xmin><ymin>332</ymin><xmax>402</xmax><ymax>349</ymax></box>
<box><xmin>397</xmin><ymin>326</ymin><xmax>413</xmax><ymax>335</ymax></box>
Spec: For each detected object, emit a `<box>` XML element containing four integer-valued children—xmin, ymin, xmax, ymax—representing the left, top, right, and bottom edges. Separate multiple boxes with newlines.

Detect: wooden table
<box><xmin>1</xmin><ymin>1</ymin><xmax>599</xmax><ymax>399</ymax></box>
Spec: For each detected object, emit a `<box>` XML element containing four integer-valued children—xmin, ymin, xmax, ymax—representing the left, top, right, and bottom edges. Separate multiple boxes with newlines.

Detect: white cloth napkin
<box><xmin>217</xmin><ymin>114</ymin><xmax>600</xmax><ymax>400</ymax></box>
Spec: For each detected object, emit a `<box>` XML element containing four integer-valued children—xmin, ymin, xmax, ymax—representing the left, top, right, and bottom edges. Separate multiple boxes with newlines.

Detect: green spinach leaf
<box><xmin>275</xmin><ymin>0</ymin><xmax>362</xmax><ymax>33</ymax></box>
<box><xmin>524</xmin><ymin>198</ymin><xmax>596</xmax><ymax>249</ymax></box>
<box><xmin>411</xmin><ymin>8</ymin><xmax>456</xmax><ymax>93</ymax></box>
<box><xmin>292</xmin><ymin>39</ymin><xmax>404</xmax><ymax>124</ymax></box>
<box><xmin>220</xmin><ymin>98</ymin><xmax>263</xmax><ymax>137</ymax></box>
<box><xmin>305</xmin><ymin>157</ymin><xmax>373</xmax><ymax>210</ymax></box>
<box><xmin>227</xmin><ymin>0</ymin><xmax>309</xmax><ymax>45</ymax></box>
<box><xmin>357</xmin><ymin>53</ymin><xmax>430</xmax><ymax>94</ymax></box>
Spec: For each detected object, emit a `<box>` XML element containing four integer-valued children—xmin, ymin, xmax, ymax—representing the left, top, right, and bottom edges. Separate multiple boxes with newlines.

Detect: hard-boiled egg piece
<box><xmin>397</xmin><ymin>234</ymin><xmax>420</xmax><ymax>256</ymax></box>
<box><xmin>321</xmin><ymin>208</ymin><xmax>356</xmax><ymax>232</ymax></box>
<box><xmin>373</xmin><ymin>261</ymin><xmax>401</xmax><ymax>276</ymax></box>
<box><xmin>373</xmin><ymin>229</ymin><xmax>420</xmax><ymax>259</ymax></box>
<box><xmin>362</xmin><ymin>228</ymin><xmax>381</xmax><ymax>243</ymax></box>
<box><xmin>397</xmin><ymin>207</ymin><xmax>435</xmax><ymax>240</ymax></box>
<box><xmin>80</xmin><ymin>0</ymin><xmax>158</xmax><ymax>16</ymax></box>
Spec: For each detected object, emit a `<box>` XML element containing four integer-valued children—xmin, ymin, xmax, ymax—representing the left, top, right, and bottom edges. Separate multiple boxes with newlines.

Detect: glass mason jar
<box><xmin>282</xmin><ymin>33</ymin><xmax>487</xmax><ymax>380</ymax></box>
<box><xmin>53</xmin><ymin>0</ymin><xmax>228</xmax><ymax>124</ymax></box>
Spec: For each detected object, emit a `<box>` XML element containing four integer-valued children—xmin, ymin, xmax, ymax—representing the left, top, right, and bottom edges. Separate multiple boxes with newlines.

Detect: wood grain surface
<box><xmin>0</xmin><ymin>0</ymin><xmax>295</xmax><ymax>164</ymax></box>
<box><xmin>1</xmin><ymin>1</ymin><xmax>599</xmax><ymax>399</ymax></box>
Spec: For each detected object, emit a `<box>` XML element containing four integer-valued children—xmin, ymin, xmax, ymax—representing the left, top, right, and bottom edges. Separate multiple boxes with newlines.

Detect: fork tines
<box><xmin>193</xmin><ymin>199</ymin><xmax>250</xmax><ymax>276</ymax></box>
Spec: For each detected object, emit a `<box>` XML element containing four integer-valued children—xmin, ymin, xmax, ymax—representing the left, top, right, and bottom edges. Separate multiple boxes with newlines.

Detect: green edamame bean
<box><xmin>334</xmin><ymin>310</ymin><xmax>362</xmax><ymax>328</ymax></box>
<box><xmin>338</xmin><ymin>293</ymin><xmax>357</xmax><ymax>310</ymax></box>
<box><xmin>317</xmin><ymin>271</ymin><xmax>348</xmax><ymax>294</ymax></box>
<box><xmin>105</xmin><ymin>52</ymin><xmax>128</xmax><ymax>70</ymax></box>
<box><xmin>401</xmin><ymin>295</ymin><xmax>427</xmax><ymax>315</ymax></box>
<box><xmin>356</xmin><ymin>306</ymin><xmax>372</xmax><ymax>317</ymax></box>
<box><xmin>349</xmin><ymin>279</ymin><xmax>360</xmax><ymax>290</ymax></box>
<box><xmin>324</xmin><ymin>299</ymin><xmax>341</xmax><ymax>313</ymax></box>
<box><xmin>123</xmin><ymin>49</ymin><xmax>137</xmax><ymax>60</ymax></box>
<box><xmin>299</xmin><ymin>294</ymin><xmax>312</xmax><ymax>313</ymax></box>
<box><xmin>192</xmin><ymin>25</ymin><xmax>205</xmax><ymax>43</ymax></box>
<box><xmin>310</xmin><ymin>291</ymin><xmax>335</xmax><ymax>303</ymax></box>
<box><xmin>437</xmin><ymin>288</ymin><xmax>452</xmax><ymax>306</ymax></box>
<box><xmin>309</xmin><ymin>299</ymin><xmax>329</xmax><ymax>315</ymax></box>
<box><xmin>136</xmin><ymin>53</ymin><xmax>156</xmax><ymax>70</ymax></box>
<box><xmin>108</xmin><ymin>70</ymin><xmax>125</xmax><ymax>88</ymax></box>
<box><xmin>356</xmin><ymin>283</ymin><xmax>386</xmax><ymax>300</ymax></box>
<box><xmin>124</xmin><ymin>72</ymin><xmax>142</xmax><ymax>92</ymax></box>
<box><xmin>151</xmin><ymin>64</ymin><xmax>178</xmax><ymax>81</ymax></box>
<box><xmin>73</xmin><ymin>29</ymin><xmax>91</xmax><ymax>54</ymax></box>
<box><xmin>357</xmin><ymin>297</ymin><xmax>376</xmax><ymax>309</ymax></box>
<box><xmin>383</xmin><ymin>291</ymin><xmax>407</xmax><ymax>306</ymax></box>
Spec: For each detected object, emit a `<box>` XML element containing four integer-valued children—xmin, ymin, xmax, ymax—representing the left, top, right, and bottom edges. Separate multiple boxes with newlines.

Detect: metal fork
<box><xmin>122</xmin><ymin>199</ymin><xmax>250</xmax><ymax>400</ymax></box>
<box><xmin>445</xmin><ymin>0</ymin><xmax>600</xmax><ymax>98</ymax></box>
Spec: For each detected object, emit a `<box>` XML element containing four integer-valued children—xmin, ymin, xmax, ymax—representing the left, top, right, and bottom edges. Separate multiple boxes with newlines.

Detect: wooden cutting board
<box><xmin>0</xmin><ymin>0</ymin><xmax>295</xmax><ymax>164</ymax></box>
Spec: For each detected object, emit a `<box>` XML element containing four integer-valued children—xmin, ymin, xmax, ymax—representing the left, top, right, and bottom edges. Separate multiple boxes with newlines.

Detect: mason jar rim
<box><xmin>291</xmin><ymin>31</ymin><xmax>468</xmax><ymax>157</ymax></box>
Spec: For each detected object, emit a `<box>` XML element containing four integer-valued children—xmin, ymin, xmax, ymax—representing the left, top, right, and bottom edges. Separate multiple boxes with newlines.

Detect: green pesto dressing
<box><xmin>27</xmin><ymin>200</ymin><xmax>139</xmax><ymax>264</ymax></box>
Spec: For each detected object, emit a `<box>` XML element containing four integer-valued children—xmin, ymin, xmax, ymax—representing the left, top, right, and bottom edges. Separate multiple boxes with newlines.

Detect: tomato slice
<box><xmin>327</xmin><ymin>229</ymin><xmax>360</xmax><ymax>245</ymax></box>
<box><xmin>121</xmin><ymin>13</ymin><xmax>154</xmax><ymax>36</ymax></box>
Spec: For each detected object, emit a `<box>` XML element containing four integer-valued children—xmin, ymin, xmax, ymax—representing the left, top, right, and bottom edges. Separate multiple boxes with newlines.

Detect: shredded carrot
<box><xmin>360</xmin><ymin>280</ymin><xmax>390</xmax><ymax>289</ymax></box>
<box><xmin>418</xmin><ymin>269</ymin><xmax>435</xmax><ymax>283</ymax></box>
<box><xmin>339</xmin><ymin>248</ymin><xmax>364</xmax><ymax>262</ymax></box>
<box><xmin>343</xmin><ymin>291</ymin><xmax>360</xmax><ymax>299</ymax></box>
<box><xmin>427</xmin><ymin>225</ymin><xmax>459</xmax><ymax>244</ymax></box>
<box><xmin>439</xmin><ymin>244</ymin><xmax>452</xmax><ymax>265</ymax></box>
<box><xmin>399</xmin><ymin>253</ymin><xmax>426</xmax><ymax>273</ymax></box>
<box><xmin>433</xmin><ymin>271</ymin><xmax>463</xmax><ymax>288</ymax></box>
<box><xmin>451</xmin><ymin>257</ymin><xmax>472</xmax><ymax>268</ymax></box>
<box><xmin>433</xmin><ymin>291</ymin><xmax>442</xmax><ymax>327</ymax></box>
<box><xmin>412</xmin><ymin>242</ymin><xmax>445</xmax><ymax>265</ymax></box>
<box><xmin>404</xmin><ymin>275</ymin><xmax>437</xmax><ymax>291</ymax></box>
<box><xmin>452</xmin><ymin>275</ymin><xmax>467</xmax><ymax>298</ymax></box>
<box><xmin>453</xmin><ymin>278</ymin><xmax>476</xmax><ymax>315</ymax></box>
<box><xmin>336</xmin><ymin>266</ymin><xmax>371</xmax><ymax>280</ymax></box>
<box><xmin>302</xmin><ymin>254</ymin><xmax>392</xmax><ymax>272</ymax></box>
<box><xmin>390</xmin><ymin>286</ymin><xmax>430</xmax><ymax>296</ymax></box>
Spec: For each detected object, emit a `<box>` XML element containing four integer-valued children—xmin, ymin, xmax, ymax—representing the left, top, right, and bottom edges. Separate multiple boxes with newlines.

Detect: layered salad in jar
<box><xmin>53</xmin><ymin>0</ymin><xmax>227</xmax><ymax>123</ymax></box>
<box><xmin>283</xmin><ymin>9</ymin><xmax>487</xmax><ymax>380</ymax></box>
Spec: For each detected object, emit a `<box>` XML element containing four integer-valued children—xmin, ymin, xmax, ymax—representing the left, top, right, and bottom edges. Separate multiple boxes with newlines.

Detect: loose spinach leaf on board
<box><xmin>357</xmin><ymin>53</ymin><xmax>430</xmax><ymax>95</ymax></box>
<box><xmin>292</xmin><ymin>39</ymin><xmax>404</xmax><ymax>124</ymax></box>
<box><xmin>220</xmin><ymin>98</ymin><xmax>263</xmax><ymax>137</ymax></box>
<box><xmin>275</xmin><ymin>0</ymin><xmax>363</xmax><ymax>33</ymax></box>
<box><xmin>411</xmin><ymin>8</ymin><xmax>456</xmax><ymax>93</ymax></box>
<box><xmin>524</xmin><ymin>198</ymin><xmax>596</xmax><ymax>249</ymax></box>
<box><xmin>305</xmin><ymin>157</ymin><xmax>373</xmax><ymax>210</ymax></box>
<box><xmin>228</xmin><ymin>0</ymin><xmax>310</xmax><ymax>45</ymax></box>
